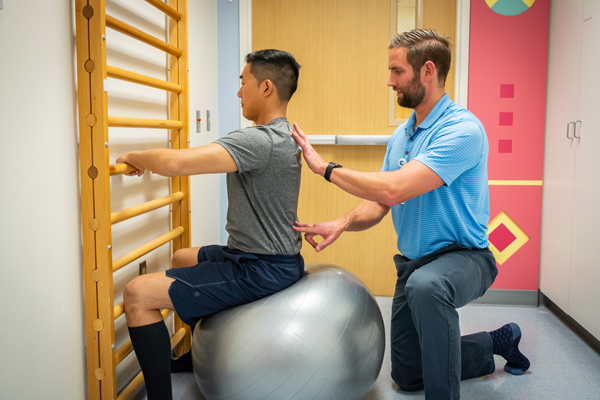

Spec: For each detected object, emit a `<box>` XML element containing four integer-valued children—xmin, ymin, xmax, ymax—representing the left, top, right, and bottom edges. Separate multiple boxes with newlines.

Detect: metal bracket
<box><xmin>196</xmin><ymin>110</ymin><xmax>201</xmax><ymax>133</ymax></box>
<box><xmin>207</xmin><ymin>110</ymin><xmax>211</xmax><ymax>132</ymax></box>
<box><xmin>139</xmin><ymin>260</ymin><xmax>147</xmax><ymax>275</ymax></box>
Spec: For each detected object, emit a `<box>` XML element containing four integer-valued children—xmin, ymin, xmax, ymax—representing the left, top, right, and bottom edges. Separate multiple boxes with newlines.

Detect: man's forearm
<box><xmin>343</xmin><ymin>200</ymin><xmax>390</xmax><ymax>232</ymax></box>
<box><xmin>325</xmin><ymin>160</ymin><xmax>443</xmax><ymax>207</ymax></box>
<box><xmin>328</xmin><ymin>168</ymin><xmax>401</xmax><ymax>206</ymax></box>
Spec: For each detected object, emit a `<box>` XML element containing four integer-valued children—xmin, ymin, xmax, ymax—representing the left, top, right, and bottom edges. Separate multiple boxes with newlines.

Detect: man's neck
<box><xmin>413</xmin><ymin>90</ymin><xmax>446</xmax><ymax>131</ymax></box>
<box><xmin>254</xmin><ymin>107</ymin><xmax>287</xmax><ymax>126</ymax></box>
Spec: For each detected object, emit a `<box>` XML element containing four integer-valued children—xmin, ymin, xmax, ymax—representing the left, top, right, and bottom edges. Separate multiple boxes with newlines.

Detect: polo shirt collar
<box><xmin>407</xmin><ymin>93</ymin><xmax>453</xmax><ymax>136</ymax></box>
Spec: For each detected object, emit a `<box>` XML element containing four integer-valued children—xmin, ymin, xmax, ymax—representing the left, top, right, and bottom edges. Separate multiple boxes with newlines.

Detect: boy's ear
<box><xmin>262</xmin><ymin>79</ymin><xmax>275</xmax><ymax>97</ymax></box>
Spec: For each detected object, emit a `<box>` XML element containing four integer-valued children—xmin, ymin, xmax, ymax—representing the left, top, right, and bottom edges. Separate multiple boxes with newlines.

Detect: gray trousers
<box><xmin>391</xmin><ymin>243</ymin><xmax>498</xmax><ymax>400</ymax></box>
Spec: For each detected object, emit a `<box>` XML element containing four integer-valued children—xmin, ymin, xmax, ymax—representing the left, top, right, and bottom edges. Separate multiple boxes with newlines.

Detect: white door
<box><xmin>569</xmin><ymin>0</ymin><xmax>600</xmax><ymax>340</ymax></box>
<box><xmin>539</xmin><ymin>0</ymin><xmax>583</xmax><ymax>311</ymax></box>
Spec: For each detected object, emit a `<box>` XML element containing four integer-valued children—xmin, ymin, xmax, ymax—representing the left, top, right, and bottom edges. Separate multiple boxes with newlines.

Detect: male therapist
<box><xmin>292</xmin><ymin>29</ymin><xmax>530</xmax><ymax>400</ymax></box>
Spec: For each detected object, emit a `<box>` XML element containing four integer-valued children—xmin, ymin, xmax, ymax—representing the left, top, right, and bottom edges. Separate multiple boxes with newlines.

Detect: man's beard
<box><xmin>396</xmin><ymin>75</ymin><xmax>426</xmax><ymax>109</ymax></box>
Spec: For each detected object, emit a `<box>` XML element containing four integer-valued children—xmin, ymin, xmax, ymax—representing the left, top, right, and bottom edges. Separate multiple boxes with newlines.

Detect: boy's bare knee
<box><xmin>123</xmin><ymin>276</ymin><xmax>145</xmax><ymax>308</ymax></box>
<box><xmin>172</xmin><ymin>249</ymin><xmax>186</xmax><ymax>268</ymax></box>
<box><xmin>172</xmin><ymin>247</ymin><xmax>199</xmax><ymax>269</ymax></box>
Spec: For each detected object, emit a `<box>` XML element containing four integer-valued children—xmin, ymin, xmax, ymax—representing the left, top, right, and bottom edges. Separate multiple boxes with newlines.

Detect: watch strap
<box><xmin>324</xmin><ymin>162</ymin><xmax>342</xmax><ymax>182</ymax></box>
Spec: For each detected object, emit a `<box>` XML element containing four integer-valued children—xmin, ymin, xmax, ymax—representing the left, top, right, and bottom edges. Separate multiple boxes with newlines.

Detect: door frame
<box><xmin>239</xmin><ymin>0</ymin><xmax>253</xmax><ymax>128</ymax></box>
<box><xmin>240</xmin><ymin>0</ymin><xmax>471</xmax><ymax>113</ymax></box>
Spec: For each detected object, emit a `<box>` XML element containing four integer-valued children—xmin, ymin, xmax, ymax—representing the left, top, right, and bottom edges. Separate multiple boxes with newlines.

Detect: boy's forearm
<box><xmin>126</xmin><ymin>149</ymin><xmax>180</xmax><ymax>177</ymax></box>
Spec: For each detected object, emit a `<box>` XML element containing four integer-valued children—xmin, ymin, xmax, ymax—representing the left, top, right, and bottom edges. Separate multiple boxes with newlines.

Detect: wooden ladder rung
<box><xmin>111</xmin><ymin>192</ymin><xmax>184</xmax><ymax>225</ymax></box>
<box><xmin>110</xmin><ymin>163</ymin><xmax>138</xmax><ymax>176</ymax></box>
<box><xmin>144</xmin><ymin>0</ymin><xmax>181</xmax><ymax>21</ymax></box>
<box><xmin>114</xmin><ymin>302</ymin><xmax>124</xmax><ymax>320</ymax></box>
<box><xmin>116</xmin><ymin>371</ymin><xmax>143</xmax><ymax>400</ymax></box>
<box><xmin>108</xmin><ymin>116</ymin><xmax>182</xmax><ymax>129</ymax></box>
<box><xmin>113</xmin><ymin>226</ymin><xmax>185</xmax><ymax>272</ymax></box>
<box><xmin>107</xmin><ymin>65</ymin><xmax>182</xmax><ymax>93</ymax></box>
<box><xmin>106</xmin><ymin>14</ymin><xmax>182</xmax><ymax>57</ymax></box>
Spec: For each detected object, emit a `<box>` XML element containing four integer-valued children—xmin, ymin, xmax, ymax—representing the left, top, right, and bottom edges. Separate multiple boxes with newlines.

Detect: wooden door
<box><xmin>569</xmin><ymin>0</ymin><xmax>600</xmax><ymax>340</ymax></box>
<box><xmin>253</xmin><ymin>0</ymin><xmax>456</xmax><ymax>296</ymax></box>
<box><xmin>539</xmin><ymin>0</ymin><xmax>583</xmax><ymax>311</ymax></box>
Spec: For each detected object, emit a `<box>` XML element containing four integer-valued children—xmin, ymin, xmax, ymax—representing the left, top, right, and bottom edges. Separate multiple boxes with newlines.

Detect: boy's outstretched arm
<box><xmin>116</xmin><ymin>143</ymin><xmax>237</xmax><ymax>177</ymax></box>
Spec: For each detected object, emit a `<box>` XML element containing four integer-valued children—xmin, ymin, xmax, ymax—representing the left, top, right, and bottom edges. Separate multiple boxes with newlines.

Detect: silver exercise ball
<box><xmin>191</xmin><ymin>264</ymin><xmax>385</xmax><ymax>400</ymax></box>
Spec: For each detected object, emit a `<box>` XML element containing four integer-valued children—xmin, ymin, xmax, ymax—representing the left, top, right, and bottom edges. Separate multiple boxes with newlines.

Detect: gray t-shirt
<box><xmin>215</xmin><ymin>117</ymin><xmax>302</xmax><ymax>255</ymax></box>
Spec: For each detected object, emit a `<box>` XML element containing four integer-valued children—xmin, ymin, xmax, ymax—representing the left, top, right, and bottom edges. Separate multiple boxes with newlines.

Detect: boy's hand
<box><xmin>116</xmin><ymin>153</ymin><xmax>145</xmax><ymax>177</ymax></box>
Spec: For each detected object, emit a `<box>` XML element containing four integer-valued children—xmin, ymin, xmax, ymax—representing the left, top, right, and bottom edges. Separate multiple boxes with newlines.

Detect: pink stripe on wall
<box><xmin>468</xmin><ymin>0</ymin><xmax>549</xmax><ymax>180</ymax></box>
<box><xmin>468</xmin><ymin>0</ymin><xmax>549</xmax><ymax>291</ymax></box>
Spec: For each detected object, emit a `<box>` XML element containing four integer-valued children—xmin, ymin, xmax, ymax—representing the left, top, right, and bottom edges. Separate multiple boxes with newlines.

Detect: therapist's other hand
<box><xmin>294</xmin><ymin>219</ymin><xmax>347</xmax><ymax>252</ymax></box>
<box><xmin>292</xmin><ymin>122</ymin><xmax>328</xmax><ymax>177</ymax></box>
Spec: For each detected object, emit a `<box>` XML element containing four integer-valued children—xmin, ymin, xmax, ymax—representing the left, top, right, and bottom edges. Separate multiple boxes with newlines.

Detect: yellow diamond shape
<box><xmin>487</xmin><ymin>211</ymin><xmax>529</xmax><ymax>265</ymax></box>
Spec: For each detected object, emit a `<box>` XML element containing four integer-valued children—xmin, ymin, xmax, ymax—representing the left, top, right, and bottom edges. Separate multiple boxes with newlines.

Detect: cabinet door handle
<box><xmin>567</xmin><ymin>121</ymin><xmax>574</xmax><ymax>139</ymax></box>
<box><xmin>574</xmin><ymin>120</ymin><xmax>582</xmax><ymax>139</ymax></box>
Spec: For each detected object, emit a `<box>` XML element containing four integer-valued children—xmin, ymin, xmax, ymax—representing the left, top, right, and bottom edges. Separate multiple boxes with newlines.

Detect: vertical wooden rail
<box><xmin>77</xmin><ymin>0</ymin><xmax>192</xmax><ymax>397</ymax></box>
<box><xmin>75</xmin><ymin>0</ymin><xmax>117</xmax><ymax>399</ymax></box>
<box><xmin>169</xmin><ymin>0</ymin><xmax>192</xmax><ymax>357</ymax></box>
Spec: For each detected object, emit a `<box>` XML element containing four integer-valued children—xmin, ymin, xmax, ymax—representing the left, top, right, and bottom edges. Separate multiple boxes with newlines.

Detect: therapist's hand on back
<box><xmin>292</xmin><ymin>122</ymin><xmax>329</xmax><ymax>177</ymax></box>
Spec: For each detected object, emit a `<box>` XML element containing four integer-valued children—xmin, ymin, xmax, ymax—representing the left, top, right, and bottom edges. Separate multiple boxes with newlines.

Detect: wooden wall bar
<box><xmin>105</xmin><ymin>14</ymin><xmax>182</xmax><ymax>57</ymax></box>
<box><xmin>107</xmin><ymin>116</ymin><xmax>182</xmax><ymax>129</ymax></box>
<box><xmin>111</xmin><ymin>192</ymin><xmax>184</xmax><ymax>225</ymax></box>
<box><xmin>144</xmin><ymin>0</ymin><xmax>181</xmax><ymax>21</ymax></box>
<box><xmin>109</xmin><ymin>163</ymin><xmax>138</xmax><ymax>176</ymax></box>
<box><xmin>107</xmin><ymin>65</ymin><xmax>183</xmax><ymax>93</ymax></box>
<box><xmin>112</xmin><ymin>227</ymin><xmax>185</xmax><ymax>272</ymax></box>
<box><xmin>75</xmin><ymin>0</ymin><xmax>192</xmax><ymax>398</ymax></box>
<box><xmin>169</xmin><ymin>0</ymin><xmax>192</xmax><ymax>358</ymax></box>
<box><xmin>75</xmin><ymin>0</ymin><xmax>117</xmax><ymax>397</ymax></box>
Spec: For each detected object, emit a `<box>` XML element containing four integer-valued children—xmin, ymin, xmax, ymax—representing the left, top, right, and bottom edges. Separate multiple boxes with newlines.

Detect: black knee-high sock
<box><xmin>171</xmin><ymin>351</ymin><xmax>193</xmax><ymax>373</ymax></box>
<box><xmin>171</xmin><ymin>322</ymin><xmax>196</xmax><ymax>373</ymax></box>
<box><xmin>128</xmin><ymin>321</ymin><xmax>172</xmax><ymax>400</ymax></box>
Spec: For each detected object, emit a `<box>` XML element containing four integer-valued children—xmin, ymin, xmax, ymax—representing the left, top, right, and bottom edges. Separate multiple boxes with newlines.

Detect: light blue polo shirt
<box><xmin>382</xmin><ymin>94</ymin><xmax>489</xmax><ymax>259</ymax></box>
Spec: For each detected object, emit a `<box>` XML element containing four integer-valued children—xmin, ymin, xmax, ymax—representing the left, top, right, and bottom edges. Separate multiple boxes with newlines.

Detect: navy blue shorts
<box><xmin>165</xmin><ymin>245</ymin><xmax>304</xmax><ymax>327</ymax></box>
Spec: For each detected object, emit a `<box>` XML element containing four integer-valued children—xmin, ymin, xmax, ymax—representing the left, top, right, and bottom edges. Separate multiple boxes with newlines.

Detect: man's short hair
<box><xmin>245</xmin><ymin>49</ymin><xmax>301</xmax><ymax>102</ymax></box>
<box><xmin>389</xmin><ymin>29</ymin><xmax>452</xmax><ymax>85</ymax></box>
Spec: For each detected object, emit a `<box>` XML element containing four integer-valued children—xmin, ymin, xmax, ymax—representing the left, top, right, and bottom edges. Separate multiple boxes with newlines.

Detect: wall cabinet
<box><xmin>540</xmin><ymin>0</ymin><xmax>600</xmax><ymax>341</ymax></box>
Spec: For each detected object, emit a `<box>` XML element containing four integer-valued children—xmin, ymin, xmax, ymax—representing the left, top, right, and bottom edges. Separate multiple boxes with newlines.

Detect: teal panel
<box><xmin>491</xmin><ymin>0</ymin><xmax>530</xmax><ymax>16</ymax></box>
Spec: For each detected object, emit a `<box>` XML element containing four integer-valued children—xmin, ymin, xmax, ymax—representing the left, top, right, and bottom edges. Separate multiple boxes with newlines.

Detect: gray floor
<box><xmin>137</xmin><ymin>297</ymin><xmax>600</xmax><ymax>399</ymax></box>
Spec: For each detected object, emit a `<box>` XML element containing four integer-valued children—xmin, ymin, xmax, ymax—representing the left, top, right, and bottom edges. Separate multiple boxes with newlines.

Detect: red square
<box><xmin>489</xmin><ymin>223</ymin><xmax>517</xmax><ymax>252</ymax></box>
<box><xmin>499</xmin><ymin>112</ymin><xmax>513</xmax><ymax>126</ymax></box>
<box><xmin>500</xmin><ymin>84</ymin><xmax>515</xmax><ymax>98</ymax></box>
<box><xmin>499</xmin><ymin>140</ymin><xmax>512</xmax><ymax>153</ymax></box>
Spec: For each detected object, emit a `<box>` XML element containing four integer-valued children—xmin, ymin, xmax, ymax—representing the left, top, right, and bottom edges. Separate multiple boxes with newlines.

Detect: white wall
<box><xmin>188</xmin><ymin>0</ymin><xmax>220</xmax><ymax>248</ymax></box>
<box><xmin>0</xmin><ymin>0</ymin><xmax>219</xmax><ymax>398</ymax></box>
<box><xmin>0</xmin><ymin>1</ymin><xmax>86</xmax><ymax>398</ymax></box>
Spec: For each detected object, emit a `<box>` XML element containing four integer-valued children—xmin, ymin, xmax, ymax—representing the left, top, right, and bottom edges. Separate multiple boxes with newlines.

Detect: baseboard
<box><xmin>539</xmin><ymin>291</ymin><xmax>600</xmax><ymax>355</ymax></box>
<box><xmin>469</xmin><ymin>289</ymin><xmax>538</xmax><ymax>307</ymax></box>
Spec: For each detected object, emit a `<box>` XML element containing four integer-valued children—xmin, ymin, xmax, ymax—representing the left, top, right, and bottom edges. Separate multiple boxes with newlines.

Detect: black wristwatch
<box><xmin>324</xmin><ymin>162</ymin><xmax>343</xmax><ymax>182</ymax></box>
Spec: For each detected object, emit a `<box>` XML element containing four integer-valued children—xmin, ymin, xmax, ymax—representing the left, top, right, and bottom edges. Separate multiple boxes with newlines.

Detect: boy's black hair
<box><xmin>245</xmin><ymin>49</ymin><xmax>301</xmax><ymax>102</ymax></box>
